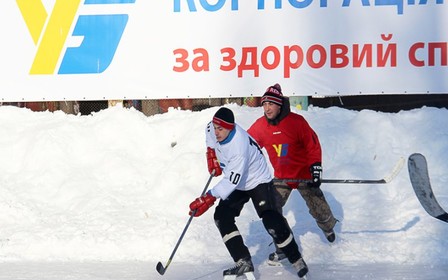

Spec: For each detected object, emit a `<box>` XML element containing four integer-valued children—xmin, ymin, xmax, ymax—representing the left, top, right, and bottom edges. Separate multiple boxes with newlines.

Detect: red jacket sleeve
<box><xmin>297</xmin><ymin>116</ymin><xmax>322</xmax><ymax>168</ymax></box>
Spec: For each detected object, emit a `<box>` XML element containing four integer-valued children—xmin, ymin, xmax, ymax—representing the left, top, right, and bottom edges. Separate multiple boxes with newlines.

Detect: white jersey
<box><xmin>205</xmin><ymin>121</ymin><xmax>272</xmax><ymax>200</ymax></box>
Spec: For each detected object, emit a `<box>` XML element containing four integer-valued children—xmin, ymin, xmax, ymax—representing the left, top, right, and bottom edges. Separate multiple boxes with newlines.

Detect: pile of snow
<box><xmin>0</xmin><ymin>104</ymin><xmax>447</xmax><ymax>270</ymax></box>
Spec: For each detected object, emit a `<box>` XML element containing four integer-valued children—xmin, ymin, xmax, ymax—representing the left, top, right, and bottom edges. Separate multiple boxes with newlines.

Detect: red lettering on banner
<box><xmin>377</xmin><ymin>34</ymin><xmax>397</xmax><ymax>67</ymax></box>
<box><xmin>331</xmin><ymin>44</ymin><xmax>349</xmax><ymax>68</ymax></box>
<box><xmin>353</xmin><ymin>44</ymin><xmax>373</xmax><ymax>67</ymax></box>
<box><xmin>174</xmin><ymin>38</ymin><xmax>446</xmax><ymax>77</ymax></box>
<box><xmin>238</xmin><ymin>47</ymin><xmax>259</xmax><ymax>77</ymax></box>
<box><xmin>261</xmin><ymin>46</ymin><xmax>281</xmax><ymax>70</ymax></box>
<box><xmin>284</xmin><ymin>45</ymin><xmax>304</xmax><ymax>78</ymax></box>
<box><xmin>307</xmin><ymin>44</ymin><xmax>327</xmax><ymax>69</ymax></box>
<box><xmin>173</xmin><ymin>48</ymin><xmax>190</xmax><ymax>72</ymax></box>
<box><xmin>220</xmin><ymin>47</ymin><xmax>237</xmax><ymax>71</ymax></box>
<box><xmin>428</xmin><ymin>42</ymin><xmax>447</xmax><ymax>66</ymax></box>
<box><xmin>409</xmin><ymin>42</ymin><xmax>425</xmax><ymax>67</ymax></box>
<box><xmin>192</xmin><ymin>48</ymin><xmax>210</xmax><ymax>71</ymax></box>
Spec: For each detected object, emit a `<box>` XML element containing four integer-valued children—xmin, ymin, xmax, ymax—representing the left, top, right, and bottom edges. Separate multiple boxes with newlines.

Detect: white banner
<box><xmin>1</xmin><ymin>0</ymin><xmax>447</xmax><ymax>101</ymax></box>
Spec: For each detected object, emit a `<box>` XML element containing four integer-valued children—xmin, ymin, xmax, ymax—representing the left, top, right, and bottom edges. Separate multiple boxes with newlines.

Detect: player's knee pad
<box><xmin>214</xmin><ymin>205</ymin><xmax>237</xmax><ymax>234</ymax></box>
<box><xmin>261</xmin><ymin>210</ymin><xmax>291</xmax><ymax>242</ymax></box>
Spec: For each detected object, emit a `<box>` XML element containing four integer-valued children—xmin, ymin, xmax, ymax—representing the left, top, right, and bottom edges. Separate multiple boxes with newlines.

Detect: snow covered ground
<box><xmin>0</xmin><ymin>104</ymin><xmax>447</xmax><ymax>279</ymax></box>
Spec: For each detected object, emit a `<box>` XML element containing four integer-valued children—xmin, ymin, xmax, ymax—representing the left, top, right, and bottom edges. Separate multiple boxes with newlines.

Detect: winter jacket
<box><xmin>247</xmin><ymin>102</ymin><xmax>322</xmax><ymax>180</ymax></box>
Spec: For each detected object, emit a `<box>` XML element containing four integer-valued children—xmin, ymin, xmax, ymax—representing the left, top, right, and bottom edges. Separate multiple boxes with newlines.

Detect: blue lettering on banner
<box><xmin>173</xmin><ymin>0</ymin><xmax>445</xmax><ymax>15</ymax></box>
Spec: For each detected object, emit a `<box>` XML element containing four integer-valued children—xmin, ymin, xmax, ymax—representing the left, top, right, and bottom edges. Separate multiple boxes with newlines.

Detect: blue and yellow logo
<box><xmin>17</xmin><ymin>0</ymin><xmax>135</xmax><ymax>75</ymax></box>
<box><xmin>273</xmin><ymin>144</ymin><xmax>289</xmax><ymax>157</ymax></box>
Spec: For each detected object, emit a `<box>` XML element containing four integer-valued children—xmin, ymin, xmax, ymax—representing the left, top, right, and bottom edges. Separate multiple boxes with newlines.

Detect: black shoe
<box><xmin>292</xmin><ymin>258</ymin><xmax>308</xmax><ymax>278</ymax></box>
<box><xmin>324</xmin><ymin>229</ymin><xmax>336</xmax><ymax>243</ymax></box>
<box><xmin>223</xmin><ymin>257</ymin><xmax>255</xmax><ymax>279</ymax></box>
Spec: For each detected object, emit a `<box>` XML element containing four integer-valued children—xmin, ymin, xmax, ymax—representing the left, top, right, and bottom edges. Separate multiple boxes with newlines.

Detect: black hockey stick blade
<box><xmin>156</xmin><ymin>211</ymin><xmax>195</xmax><ymax>276</ymax></box>
<box><xmin>156</xmin><ymin>261</ymin><xmax>168</xmax><ymax>275</ymax></box>
<box><xmin>408</xmin><ymin>153</ymin><xmax>448</xmax><ymax>223</ymax></box>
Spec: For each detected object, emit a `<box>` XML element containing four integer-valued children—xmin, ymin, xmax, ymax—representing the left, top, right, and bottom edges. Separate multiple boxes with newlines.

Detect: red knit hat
<box><xmin>213</xmin><ymin>107</ymin><xmax>235</xmax><ymax>130</ymax></box>
<box><xmin>261</xmin><ymin>83</ymin><xmax>283</xmax><ymax>106</ymax></box>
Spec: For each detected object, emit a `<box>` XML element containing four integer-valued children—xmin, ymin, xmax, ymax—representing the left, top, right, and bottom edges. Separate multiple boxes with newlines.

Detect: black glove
<box><xmin>310</xmin><ymin>162</ymin><xmax>322</xmax><ymax>188</ymax></box>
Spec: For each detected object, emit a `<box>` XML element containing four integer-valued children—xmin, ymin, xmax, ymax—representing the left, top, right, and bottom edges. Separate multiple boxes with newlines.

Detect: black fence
<box><xmin>309</xmin><ymin>94</ymin><xmax>448</xmax><ymax>113</ymax></box>
<box><xmin>1</xmin><ymin>94</ymin><xmax>447</xmax><ymax>115</ymax></box>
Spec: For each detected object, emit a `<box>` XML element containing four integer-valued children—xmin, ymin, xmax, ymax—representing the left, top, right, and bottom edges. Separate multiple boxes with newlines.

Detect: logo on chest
<box><xmin>272</xmin><ymin>144</ymin><xmax>289</xmax><ymax>157</ymax></box>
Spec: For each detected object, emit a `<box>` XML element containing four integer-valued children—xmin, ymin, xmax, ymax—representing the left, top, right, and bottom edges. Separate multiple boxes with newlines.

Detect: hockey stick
<box><xmin>274</xmin><ymin>157</ymin><xmax>405</xmax><ymax>185</ymax></box>
<box><xmin>408</xmin><ymin>153</ymin><xmax>448</xmax><ymax>223</ymax></box>
<box><xmin>156</xmin><ymin>172</ymin><xmax>215</xmax><ymax>275</ymax></box>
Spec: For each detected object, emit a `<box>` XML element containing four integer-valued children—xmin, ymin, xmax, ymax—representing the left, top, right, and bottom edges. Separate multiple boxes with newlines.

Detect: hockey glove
<box><xmin>310</xmin><ymin>162</ymin><xmax>323</xmax><ymax>188</ymax></box>
<box><xmin>206</xmin><ymin>147</ymin><xmax>222</xmax><ymax>177</ymax></box>
<box><xmin>189</xmin><ymin>191</ymin><xmax>216</xmax><ymax>217</ymax></box>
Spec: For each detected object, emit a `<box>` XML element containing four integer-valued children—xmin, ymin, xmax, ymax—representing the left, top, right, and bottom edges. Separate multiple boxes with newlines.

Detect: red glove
<box><xmin>189</xmin><ymin>192</ymin><xmax>216</xmax><ymax>217</ymax></box>
<box><xmin>206</xmin><ymin>147</ymin><xmax>222</xmax><ymax>176</ymax></box>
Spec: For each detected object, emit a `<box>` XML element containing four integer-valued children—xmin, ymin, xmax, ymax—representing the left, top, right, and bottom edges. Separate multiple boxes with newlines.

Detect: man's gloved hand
<box><xmin>189</xmin><ymin>192</ymin><xmax>216</xmax><ymax>217</ymax></box>
<box><xmin>310</xmin><ymin>162</ymin><xmax>323</xmax><ymax>188</ymax></box>
<box><xmin>206</xmin><ymin>147</ymin><xmax>222</xmax><ymax>177</ymax></box>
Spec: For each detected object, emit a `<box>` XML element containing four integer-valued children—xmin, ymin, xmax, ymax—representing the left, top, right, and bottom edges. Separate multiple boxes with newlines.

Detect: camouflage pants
<box><xmin>273</xmin><ymin>181</ymin><xmax>337</xmax><ymax>233</ymax></box>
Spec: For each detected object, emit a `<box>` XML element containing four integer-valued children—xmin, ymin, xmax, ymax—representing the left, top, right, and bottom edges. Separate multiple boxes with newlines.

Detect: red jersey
<box><xmin>247</xmin><ymin>112</ymin><xmax>322</xmax><ymax>180</ymax></box>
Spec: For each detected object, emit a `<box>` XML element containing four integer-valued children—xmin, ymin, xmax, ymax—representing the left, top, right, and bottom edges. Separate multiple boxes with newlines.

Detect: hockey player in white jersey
<box><xmin>189</xmin><ymin>107</ymin><xmax>308</xmax><ymax>279</ymax></box>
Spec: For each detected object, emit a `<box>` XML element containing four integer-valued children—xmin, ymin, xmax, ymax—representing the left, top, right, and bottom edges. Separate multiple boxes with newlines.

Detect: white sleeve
<box><xmin>211</xmin><ymin>153</ymin><xmax>248</xmax><ymax>199</ymax></box>
<box><xmin>210</xmin><ymin>128</ymin><xmax>250</xmax><ymax>199</ymax></box>
<box><xmin>205</xmin><ymin>121</ymin><xmax>216</xmax><ymax>149</ymax></box>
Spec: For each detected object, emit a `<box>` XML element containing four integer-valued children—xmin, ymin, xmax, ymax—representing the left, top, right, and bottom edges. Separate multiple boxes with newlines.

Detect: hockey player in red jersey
<box><xmin>248</xmin><ymin>83</ymin><xmax>338</xmax><ymax>265</ymax></box>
